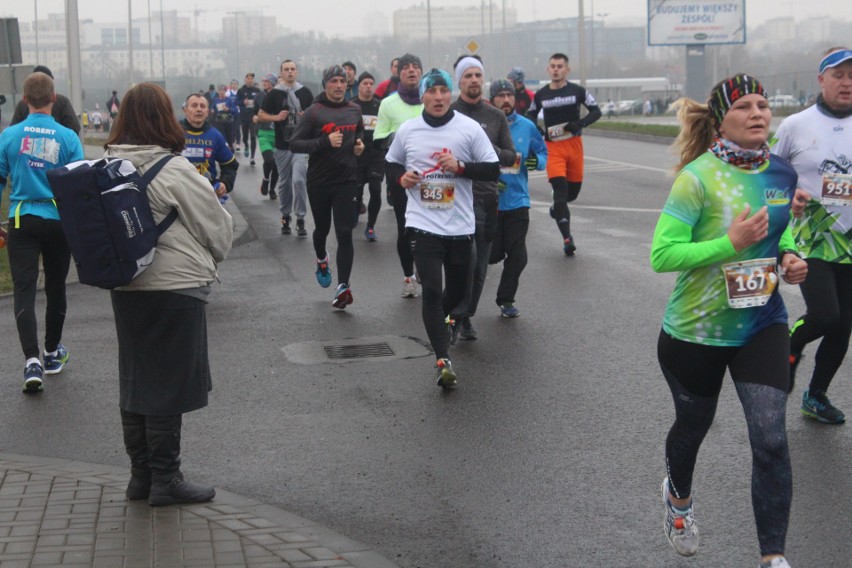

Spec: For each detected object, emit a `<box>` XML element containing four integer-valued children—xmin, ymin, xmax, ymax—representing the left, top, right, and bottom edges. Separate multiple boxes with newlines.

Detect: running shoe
<box><xmin>446</xmin><ymin>315</ymin><xmax>460</xmax><ymax>346</ymax></box>
<box><xmin>281</xmin><ymin>216</ymin><xmax>292</xmax><ymax>235</ymax></box>
<box><xmin>23</xmin><ymin>362</ymin><xmax>44</xmax><ymax>393</ymax></box>
<box><xmin>435</xmin><ymin>358</ymin><xmax>457</xmax><ymax>390</ymax></box>
<box><xmin>359</xmin><ymin>200</ymin><xmax>367</xmax><ymax>215</ymax></box>
<box><xmin>235</xmin><ymin>144</ymin><xmax>241</xmax><ymax>152</ymax></box>
<box><xmin>759</xmin><ymin>557</ymin><xmax>791</xmax><ymax>568</ymax></box>
<box><xmin>260</xmin><ymin>178</ymin><xmax>269</xmax><ymax>196</ymax></box>
<box><xmin>250</xmin><ymin>159</ymin><xmax>256</xmax><ymax>166</ymax></box>
<box><xmin>549</xmin><ymin>205</ymin><xmax>556</xmax><ymax>219</ymax></box>
<box><xmin>500</xmin><ymin>303</ymin><xmax>520</xmax><ymax>318</ymax></box>
<box><xmin>44</xmin><ymin>344</ymin><xmax>69</xmax><ymax>375</ymax></box>
<box><xmin>365</xmin><ymin>226</ymin><xmax>377</xmax><ymax>241</ymax></box>
<box><xmin>332</xmin><ymin>283</ymin><xmax>353</xmax><ymax>309</ymax></box>
<box><xmin>401</xmin><ymin>276</ymin><xmax>418</xmax><ymax>298</ymax></box>
<box><xmin>801</xmin><ymin>389</ymin><xmax>846</xmax><ymax>424</ymax></box>
<box><xmin>269</xmin><ymin>189</ymin><xmax>277</xmax><ymax>200</ymax></box>
<box><xmin>661</xmin><ymin>477</ymin><xmax>699</xmax><ymax>557</ymax></box>
<box><xmin>563</xmin><ymin>236</ymin><xmax>576</xmax><ymax>256</ymax></box>
<box><xmin>315</xmin><ymin>257</ymin><xmax>332</xmax><ymax>288</ymax></box>
<box><xmin>243</xmin><ymin>147</ymin><xmax>249</xmax><ymax>158</ymax></box>
<box><xmin>296</xmin><ymin>219</ymin><xmax>307</xmax><ymax>237</ymax></box>
<box><xmin>460</xmin><ymin>317</ymin><xmax>477</xmax><ymax>340</ymax></box>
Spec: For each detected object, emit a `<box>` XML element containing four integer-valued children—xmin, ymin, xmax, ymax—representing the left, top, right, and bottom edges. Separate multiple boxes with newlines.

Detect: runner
<box><xmin>227</xmin><ymin>79</ymin><xmax>241</xmax><ymax>151</ymax></box>
<box><xmin>651</xmin><ymin>74</ymin><xmax>806</xmax><ymax>568</ymax></box>
<box><xmin>236</xmin><ymin>72</ymin><xmax>261</xmax><ymax>164</ymax></box>
<box><xmin>527</xmin><ymin>53</ymin><xmax>602</xmax><ymax>255</ymax></box>
<box><xmin>487</xmin><ymin>79</ymin><xmax>547</xmax><ymax>318</ymax></box>
<box><xmin>351</xmin><ymin>71</ymin><xmax>383</xmax><ymax>240</ymax></box>
<box><xmin>448</xmin><ymin>56</ymin><xmax>516</xmax><ymax>342</ymax></box>
<box><xmin>254</xmin><ymin>73</ymin><xmax>280</xmax><ymax>199</ymax></box>
<box><xmin>386</xmin><ymin>68</ymin><xmax>499</xmax><ymax>389</ymax></box>
<box><xmin>373</xmin><ymin>53</ymin><xmax>424</xmax><ymax>298</ymax></box>
<box><xmin>375</xmin><ymin>58</ymin><xmax>400</xmax><ymax>99</ymax></box>
<box><xmin>211</xmin><ymin>84</ymin><xmax>239</xmax><ymax>152</ymax></box>
<box><xmin>773</xmin><ymin>47</ymin><xmax>852</xmax><ymax>424</ymax></box>
<box><xmin>343</xmin><ymin>61</ymin><xmax>358</xmax><ymax>101</ymax></box>
<box><xmin>507</xmin><ymin>67</ymin><xmax>535</xmax><ymax>116</ymax></box>
<box><xmin>258</xmin><ymin>59</ymin><xmax>314</xmax><ymax>237</ymax></box>
<box><xmin>288</xmin><ymin>65</ymin><xmax>365</xmax><ymax>310</ymax></box>
<box><xmin>0</xmin><ymin>71</ymin><xmax>84</xmax><ymax>393</ymax></box>
<box><xmin>180</xmin><ymin>93</ymin><xmax>239</xmax><ymax>203</ymax></box>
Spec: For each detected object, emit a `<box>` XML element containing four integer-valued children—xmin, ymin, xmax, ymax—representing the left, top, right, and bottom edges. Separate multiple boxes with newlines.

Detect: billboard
<box><xmin>648</xmin><ymin>0</ymin><xmax>746</xmax><ymax>46</ymax></box>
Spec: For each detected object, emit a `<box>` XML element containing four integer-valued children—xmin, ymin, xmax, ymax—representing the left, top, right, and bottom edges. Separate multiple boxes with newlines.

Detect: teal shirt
<box><xmin>0</xmin><ymin>112</ymin><xmax>84</xmax><ymax>224</ymax></box>
<box><xmin>652</xmin><ymin>151</ymin><xmax>798</xmax><ymax>346</ymax></box>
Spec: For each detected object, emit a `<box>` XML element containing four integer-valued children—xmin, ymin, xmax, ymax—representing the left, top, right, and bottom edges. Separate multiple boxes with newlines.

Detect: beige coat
<box><xmin>104</xmin><ymin>144</ymin><xmax>233</xmax><ymax>291</ymax></box>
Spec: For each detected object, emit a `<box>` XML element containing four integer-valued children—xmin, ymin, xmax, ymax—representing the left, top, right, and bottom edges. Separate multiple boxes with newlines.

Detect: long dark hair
<box><xmin>104</xmin><ymin>83</ymin><xmax>185</xmax><ymax>153</ymax></box>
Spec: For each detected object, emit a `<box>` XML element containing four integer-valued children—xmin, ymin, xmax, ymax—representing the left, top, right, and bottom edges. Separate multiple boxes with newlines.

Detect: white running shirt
<box><xmin>386</xmin><ymin>112</ymin><xmax>498</xmax><ymax>236</ymax></box>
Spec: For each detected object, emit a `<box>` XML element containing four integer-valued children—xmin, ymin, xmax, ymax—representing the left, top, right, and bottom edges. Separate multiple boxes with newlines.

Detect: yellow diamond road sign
<box><xmin>465</xmin><ymin>38</ymin><xmax>480</xmax><ymax>54</ymax></box>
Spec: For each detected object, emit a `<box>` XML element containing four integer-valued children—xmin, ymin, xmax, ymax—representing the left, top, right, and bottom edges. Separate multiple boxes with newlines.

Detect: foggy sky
<box><xmin>3</xmin><ymin>0</ymin><xmax>850</xmax><ymax>39</ymax></box>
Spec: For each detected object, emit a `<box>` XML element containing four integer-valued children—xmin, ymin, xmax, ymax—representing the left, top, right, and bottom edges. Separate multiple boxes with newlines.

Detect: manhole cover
<box><xmin>283</xmin><ymin>335</ymin><xmax>431</xmax><ymax>365</ymax></box>
<box><xmin>324</xmin><ymin>343</ymin><xmax>395</xmax><ymax>360</ymax></box>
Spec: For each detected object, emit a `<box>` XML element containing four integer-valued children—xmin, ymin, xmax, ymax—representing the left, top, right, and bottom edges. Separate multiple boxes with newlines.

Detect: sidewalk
<box><xmin>0</xmin><ymin>453</ymin><xmax>398</xmax><ymax>567</ymax></box>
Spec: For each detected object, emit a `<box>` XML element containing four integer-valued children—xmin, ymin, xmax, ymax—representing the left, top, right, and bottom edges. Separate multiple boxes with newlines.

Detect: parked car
<box><xmin>768</xmin><ymin>95</ymin><xmax>799</xmax><ymax>108</ymax></box>
<box><xmin>616</xmin><ymin>99</ymin><xmax>644</xmax><ymax>115</ymax></box>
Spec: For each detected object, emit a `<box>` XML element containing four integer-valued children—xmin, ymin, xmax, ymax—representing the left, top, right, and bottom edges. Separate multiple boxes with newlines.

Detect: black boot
<box><xmin>146</xmin><ymin>414</ymin><xmax>215</xmax><ymax>507</ymax></box>
<box><xmin>120</xmin><ymin>409</ymin><xmax>150</xmax><ymax>500</ymax></box>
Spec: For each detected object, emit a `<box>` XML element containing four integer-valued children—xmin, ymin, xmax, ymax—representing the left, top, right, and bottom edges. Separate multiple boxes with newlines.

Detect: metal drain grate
<box><xmin>323</xmin><ymin>342</ymin><xmax>395</xmax><ymax>360</ymax></box>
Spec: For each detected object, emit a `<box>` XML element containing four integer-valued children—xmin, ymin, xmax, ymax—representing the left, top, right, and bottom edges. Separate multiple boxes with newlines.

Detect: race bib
<box><xmin>362</xmin><ymin>115</ymin><xmax>378</xmax><ymax>131</ymax></box>
<box><xmin>216</xmin><ymin>102</ymin><xmax>228</xmax><ymax>113</ymax></box>
<box><xmin>500</xmin><ymin>153</ymin><xmax>522</xmax><ymax>175</ymax></box>
<box><xmin>820</xmin><ymin>172</ymin><xmax>852</xmax><ymax>206</ymax></box>
<box><xmin>244</xmin><ymin>99</ymin><xmax>254</xmax><ymax>108</ymax></box>
<box><xmin>548</xmin><ymin>122</ymin><xmax>574</xmax><ymax>141</ymax></box>
<box><xmin>419</xmin><ymin>182</ymin><xmax>455</xmax><ymax>209</ymax></box>
<box><xmin>722</xmin><ymin>258</ymin><xmax>778</xmax><ymax>309</ymax></box>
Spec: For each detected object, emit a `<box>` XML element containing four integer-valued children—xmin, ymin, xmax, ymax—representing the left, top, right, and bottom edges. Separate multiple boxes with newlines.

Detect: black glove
<box><xmin>524</xmin><ymin>154</ymin><xmax>538</xmax><ymax>170</ymax></box>
<box><xmin>566</xmin><ymin>121</ymin><xmax>582</xmax><ymax>135</ymax></box>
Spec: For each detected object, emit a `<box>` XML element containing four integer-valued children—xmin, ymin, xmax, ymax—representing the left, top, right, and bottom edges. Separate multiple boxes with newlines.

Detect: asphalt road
<box><xmin>1</xmin><ymin>135</ymin><xmax>850</xmax><ymax>568</ymax></box>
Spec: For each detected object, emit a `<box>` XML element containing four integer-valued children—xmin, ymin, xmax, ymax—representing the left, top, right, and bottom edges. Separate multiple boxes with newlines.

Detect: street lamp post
<box><xmin>578</xmin><ymin>0</ymin><xmax>586</xmax><ymax>86</ymax></box>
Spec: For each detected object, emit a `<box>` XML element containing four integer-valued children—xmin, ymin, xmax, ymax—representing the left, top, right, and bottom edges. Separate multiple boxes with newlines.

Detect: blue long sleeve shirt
<box><xmin>498</xmin><ymin>111</ymin><xmax>547</xmax><ymax>211</ymax></box>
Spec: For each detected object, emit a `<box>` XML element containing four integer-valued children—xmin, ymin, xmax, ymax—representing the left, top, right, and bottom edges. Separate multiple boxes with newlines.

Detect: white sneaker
<box><xmin>661</xmin><ymin>477</ymin><xmax>699</xmax><ymax>556</ymax></box>
<box><xmin>759</xmin><ymin>557</ymin><xmax>791</xmax><ymax>568</ymax></box>
<box><xmin>401</xmin><ymin>276</ymin><xmax>419</xmax><ymax>298</ymax></box>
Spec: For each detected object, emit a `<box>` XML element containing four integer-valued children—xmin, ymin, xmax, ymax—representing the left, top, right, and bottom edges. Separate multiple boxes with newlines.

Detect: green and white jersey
<box><xmin>660</xmin><ymin>152</ymin><xmax>797</xmax><ymax>346</ymax></box>
<box><xmin>773</xmin><ymin>105</ymin><xmax>852</xmax><ymax>263</ymax></box>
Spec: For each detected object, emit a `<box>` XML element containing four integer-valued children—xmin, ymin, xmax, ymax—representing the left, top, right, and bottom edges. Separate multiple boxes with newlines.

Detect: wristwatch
<box><xmin>457</xmin><ymin>160</ymin><xmax>465</xmax><ymax>175</ymax></box>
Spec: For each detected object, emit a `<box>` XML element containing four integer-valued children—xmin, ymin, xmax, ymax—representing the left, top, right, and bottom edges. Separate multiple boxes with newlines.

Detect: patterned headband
<box><xmin>707</xmin><ymin>74</ymin><xmax>767</xmax><ymax>125</ymax></box>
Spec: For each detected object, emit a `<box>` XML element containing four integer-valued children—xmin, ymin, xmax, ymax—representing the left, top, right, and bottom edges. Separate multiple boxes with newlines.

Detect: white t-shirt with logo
<box><xmin>386</xmin><ymin>112</ymin><xmax>498</xmax><ymax>237</ymax></box>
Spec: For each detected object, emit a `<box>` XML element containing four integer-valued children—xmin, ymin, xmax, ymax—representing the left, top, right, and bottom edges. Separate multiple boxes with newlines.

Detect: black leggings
<box><xmin>413</xmin><ymin>232</ymin><xmax>472</xmax><ymax>360</ymax></box>
<box><xmin>490</xmin><ymin>207</ymin><xmax>529</xmax><ymax>306</ymax></box>
<box><xmin>658</xmin><ymin>325</ymin><xmax>791</xmax><ymax>557</ymax></box>
<box><xmin>7</xmin><ymin>215</ymin><xmax>71</xmax><ymax>359</ymax></box>
<box><xmin>308</xmin><ymin>183</ymin><xmax>356</xmax><ymax>285</ymax></box>
<box><xmin>357</xmin><ymin>151</ymin><xmax>384</xmax><ymax>228</ymax></box>
<box><xmin>389</xmin><ymin>179</ymin><xmax>415</xmax><ymax>277</ymax></box>
<box><xmin>550</xmin><ymin>176</ymin><xmax>581</xmax><ymax>239</ymax></box>
<box><xmin>789</xmin><ymin>258</ymin><xmax>852</xmax><ymax>393</ymax></box>
<box><xmin>262</xmin><ymin>150</ymin><xmax>278</xmax><ymax>190</ymax></box>
<box><xmin>240</xmin><ymin>120</ymin><xmax>257</xmax><ymax>158</ymax></box>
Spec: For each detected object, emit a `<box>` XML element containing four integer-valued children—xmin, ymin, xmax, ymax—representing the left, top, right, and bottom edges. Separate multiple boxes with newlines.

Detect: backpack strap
<box><xmin>137</xmin><ymin>155</ymin><xmax>179</xmax><ymax>237</ymax></box>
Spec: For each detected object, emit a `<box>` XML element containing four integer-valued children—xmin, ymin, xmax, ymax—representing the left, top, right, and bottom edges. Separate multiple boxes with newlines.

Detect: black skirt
<box><xmin>111</xmin><ymin>290</ymin><xmax>212</xmax><ymax>416</ymax></box>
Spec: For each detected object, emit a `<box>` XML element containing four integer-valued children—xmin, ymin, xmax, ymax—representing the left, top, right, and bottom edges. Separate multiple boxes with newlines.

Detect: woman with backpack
<box><xmin>103</xmin><ymin>83</ymin><xmax>233</xmax><ymax>507</ymax></box>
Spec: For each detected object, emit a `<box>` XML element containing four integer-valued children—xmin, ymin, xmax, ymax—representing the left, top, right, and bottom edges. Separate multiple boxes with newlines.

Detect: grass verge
<box><xmin>1</xmin><ymin>188</ymin><xmax>11</xmax><ymax>295</ymax></box>
<box><xmin>587</xmin><ymin>121</ymin><xmax>681</xmax><ymax>138</ymax></box>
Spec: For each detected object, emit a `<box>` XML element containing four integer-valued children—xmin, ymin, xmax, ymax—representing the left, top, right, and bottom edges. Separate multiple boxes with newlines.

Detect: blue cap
<box><xmin>819</xmin><ymin>49</ymin><xmax>852</xmax><ymax>74</ymax></box>
<box><xmin>419</xmin><ymin>68</ymin><xmax>453</xmax><ymax>99</ymax></box>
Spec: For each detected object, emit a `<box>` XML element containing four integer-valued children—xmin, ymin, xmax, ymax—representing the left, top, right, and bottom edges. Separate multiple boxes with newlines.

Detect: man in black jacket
<box><xmin>11</xmin><ymin>66</ymin><xmax>80</xmax><ymax>134</ymax></box>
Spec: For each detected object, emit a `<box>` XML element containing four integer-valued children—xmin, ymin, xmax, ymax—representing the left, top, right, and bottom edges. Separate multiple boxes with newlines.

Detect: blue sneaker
<box><xmin>44</xmin><ymin>344</ymin><xmax>69</xmax><ymax>375</ymax></box>
<box><xmin>332</xmin><ymin>283</ymin><xmax>353</xmax><ymax>309</ymax></box>
<box><xmin>365</xmin><ymin>226</ymin><xmax>377</xmax><ymax>241</ymax></box>
<box><xmin>23</xmin><ymin>362</ymin><xmax>44</xmax><ymax>393</ymax></box>
<box><xmin>315</xmin><ymin>257</ymin><xmax>332</xmax><ymax>288</ymax></box>
<box><xmin>801</xmin><ymin>389</ymin><xmax>846</xmax><ymax>424</ymax></box>
<box><xmin>500</xmin><ymin>303</ymin><xmax>520</xmax><ymax>318</ymax></box>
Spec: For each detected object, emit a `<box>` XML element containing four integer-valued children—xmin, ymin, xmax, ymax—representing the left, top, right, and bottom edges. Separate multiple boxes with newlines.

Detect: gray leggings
<box><xmin>658</xmin><ymin>325</ymin><xmax>791</xmax><ymax>557</ymax></box>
